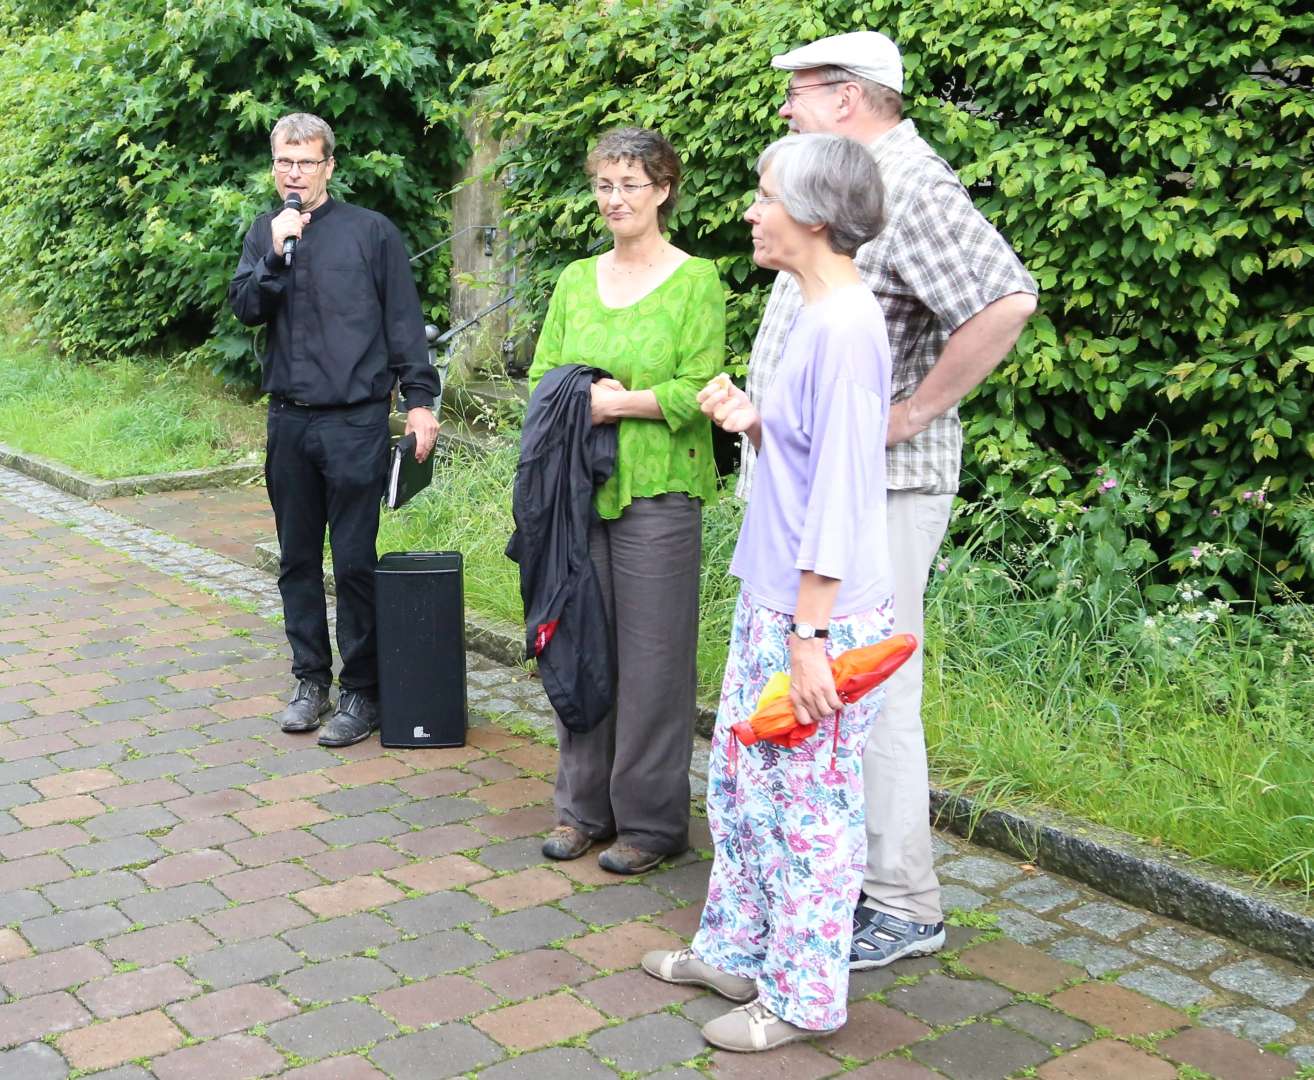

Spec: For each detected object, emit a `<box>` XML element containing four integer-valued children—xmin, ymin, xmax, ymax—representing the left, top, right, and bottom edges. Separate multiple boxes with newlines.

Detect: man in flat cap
<box><xmin>738</xmin><ymin>31</ymin><xmax>1038</xmax><ymax>970</ymax></box>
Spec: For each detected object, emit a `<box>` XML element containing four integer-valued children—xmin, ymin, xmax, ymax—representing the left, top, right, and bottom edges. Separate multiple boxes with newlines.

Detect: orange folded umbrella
<box><xmin>732</xmin><ymin>633</ymin><xmax>918</xmax><ymax>749</ymax></box>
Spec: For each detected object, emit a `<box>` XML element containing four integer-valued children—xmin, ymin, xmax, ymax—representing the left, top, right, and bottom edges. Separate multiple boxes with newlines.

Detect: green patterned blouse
<box><xmin>528</xmin><ymin>255</ymin><xmax>726</xmax><ymax>520</ymax></box>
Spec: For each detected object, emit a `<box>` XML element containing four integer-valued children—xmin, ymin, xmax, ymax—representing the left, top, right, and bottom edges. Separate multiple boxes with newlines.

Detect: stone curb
<box><xmin>0</xmin><ymin>441</ymin><xmax>262</xmax><ymax>501</ymax></box>
<box><xmin>255</xmin><ymin>535</ymin><xmax>718</xmax><ymax>727</ymax></box>
<box><xmin>930</xmin><ymin>788</ymin><xmax>1314</xmax><ymax>968</ymax></box>
<box><xmin>254</xmin><ymin>540</ymin><xmax>527</xmax><ymax>672</ymax></box>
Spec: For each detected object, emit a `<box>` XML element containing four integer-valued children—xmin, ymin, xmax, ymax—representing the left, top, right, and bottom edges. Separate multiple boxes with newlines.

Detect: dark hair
<box><xmin>586</xmin><ymin>126</ymin><xmax>682</xmax><ymax>227</ymax></box>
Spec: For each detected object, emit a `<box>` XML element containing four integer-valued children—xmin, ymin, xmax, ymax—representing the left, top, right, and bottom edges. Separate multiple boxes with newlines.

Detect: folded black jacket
<box><xmin>505</xmin><ymin>365</ymin><xmax>618</xmax><ymax>734</ymax></box>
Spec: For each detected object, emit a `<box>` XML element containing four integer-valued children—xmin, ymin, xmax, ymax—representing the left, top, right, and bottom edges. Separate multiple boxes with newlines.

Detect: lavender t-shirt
<box><xmin>730</xmin><ymin>284</ymin><xmax>893</xmax><ymax>616</ymax></box>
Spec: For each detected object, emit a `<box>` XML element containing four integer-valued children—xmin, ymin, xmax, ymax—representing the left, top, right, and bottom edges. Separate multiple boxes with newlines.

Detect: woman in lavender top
<box><xmin>643</xmin><ymin>134</ymin><xmax>892</xmax><ymax>1052</ymax></box>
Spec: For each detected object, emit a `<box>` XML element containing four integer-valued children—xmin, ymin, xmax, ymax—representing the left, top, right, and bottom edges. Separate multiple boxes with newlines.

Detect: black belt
<box><xmin>272</xmin><ymin>396</ymin><xmax>388</xmax><ymax>412</ymax></box>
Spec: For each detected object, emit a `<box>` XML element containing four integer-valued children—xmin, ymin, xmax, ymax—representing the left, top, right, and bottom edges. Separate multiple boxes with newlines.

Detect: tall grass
<box><xmin>396</xmin><ymin>445</ymin><xmax>1314</xmax><ymax>894</ymax></box>
<box><xmin>0</xmin><ymin>336</ymin><xmax>264</xmax><ymax>477</ymax></box>
<box><xmin>922</xmin><ymin>508</ymin><xmax>1314</xmax><ymax>896</ymax></box>
<box><xmin>376</xmin><ymin>443</ymin><xmax>523</xmax><ymax>627</ymax></box>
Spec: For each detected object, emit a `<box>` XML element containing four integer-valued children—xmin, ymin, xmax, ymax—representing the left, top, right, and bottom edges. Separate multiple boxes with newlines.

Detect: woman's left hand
<box><xmin>788</xmin><ymin>636</ymin><xmax>842</xmax><ymax>726</ymax></box>
<box><xmin>697</xmin><ymin>374</ymin><xmax>761</xmax><ymax>447</ymax></box>
<box><xmin>590</xmin><ymin>379</ymin><xmax>626</xmax><ymax>425</ymax></box>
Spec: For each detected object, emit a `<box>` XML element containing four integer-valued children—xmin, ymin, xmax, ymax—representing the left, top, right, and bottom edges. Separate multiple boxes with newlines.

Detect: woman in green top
<box><xmin>529</xmin><ymin>126</ymin><xmax>725</xmax><ymax>875</ymax></box>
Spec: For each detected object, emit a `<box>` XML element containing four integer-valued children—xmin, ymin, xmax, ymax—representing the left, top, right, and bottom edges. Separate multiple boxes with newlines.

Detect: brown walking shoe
<box><xmin>542</xmin><ymin>825</ymin><xmax>593</xmax><ymax>861</ymax></box>
<box><xmin>598</xmin><ymin>842</ymin><xmax>668</xmax><ymax>875</ymax></box>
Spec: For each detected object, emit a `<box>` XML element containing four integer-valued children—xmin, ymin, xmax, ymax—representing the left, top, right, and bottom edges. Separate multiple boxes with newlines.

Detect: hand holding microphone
<box><xmin>271</xmin><ymin>192</ymin><xmax>310</xmax><ymax>265</ymax></box>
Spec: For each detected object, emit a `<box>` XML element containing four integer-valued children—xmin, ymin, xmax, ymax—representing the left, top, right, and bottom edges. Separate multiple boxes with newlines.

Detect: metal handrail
<box><xmin>428</xmin><ymin>238</ymin><xmax>611</xmax><ymax>349</ymax></box>
<box><xmin>435</xmin><ymin>293</ymin><xmax>516</xmax><ymax>348</ymax></box>
<box><xmin>409</xmin><ymin>214</ymin><xmax>611</xmax><ymax>358</ymax></box>
<box><xmin>409</xmin><ymin>224</ymin><xmax>497</xmax><ymax>265</ymax></box>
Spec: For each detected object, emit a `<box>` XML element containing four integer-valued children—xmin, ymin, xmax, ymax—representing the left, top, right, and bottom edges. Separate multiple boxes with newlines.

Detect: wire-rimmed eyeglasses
<box><xmin>783</xmin><ymin>79</ymin><xmax>849</xmax><ymax>105</ymax></box>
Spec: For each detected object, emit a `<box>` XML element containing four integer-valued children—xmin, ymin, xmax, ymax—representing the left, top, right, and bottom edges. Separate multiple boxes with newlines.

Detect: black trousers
<box><xmin>265</xmin><ymin>398</ymin><xmax>390</xmax><ymax>695</ymax></box>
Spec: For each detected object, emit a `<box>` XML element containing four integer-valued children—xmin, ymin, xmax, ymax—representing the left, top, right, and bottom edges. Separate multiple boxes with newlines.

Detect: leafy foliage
<box><xmin>471</xmin><ymin>0</ymin><xmax>1314</xmax><ymax>592</ymax></box>
<box><xmin>0</xmin><ymin>0</ymin><xmax>478</xmax><ymax>382</ymax></box>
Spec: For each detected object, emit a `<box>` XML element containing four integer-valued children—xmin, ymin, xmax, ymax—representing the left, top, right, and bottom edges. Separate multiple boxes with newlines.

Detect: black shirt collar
<box><xmin>308</xmin><ymin>196</ymin><xmax>336</xmax><ymax>223</ymax></box>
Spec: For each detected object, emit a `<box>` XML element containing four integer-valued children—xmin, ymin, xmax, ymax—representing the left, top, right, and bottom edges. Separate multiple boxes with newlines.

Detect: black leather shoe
<box><xmin>278</xmin><ymin>679</ymin><xmax>331</xmax><ymax>733</ymax></box>
<box><xmin>317</xmin><ymin>691</ymin><xmax>380</xmax><ymax>747</ymax></box>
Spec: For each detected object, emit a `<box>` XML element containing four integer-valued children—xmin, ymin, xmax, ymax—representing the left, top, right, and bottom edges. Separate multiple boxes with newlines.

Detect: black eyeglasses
<box><xmin>273</xmin><ymin>157</ymin><xmax>329</xmax><ymax>175</ymax></box>
<box><xmin>783</xmin><ymin>80</ymin><xmax>849</xmax><ymax>104</ymax></box>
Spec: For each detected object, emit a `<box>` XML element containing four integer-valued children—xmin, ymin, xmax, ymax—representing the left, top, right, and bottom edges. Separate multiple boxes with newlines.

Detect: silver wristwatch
<box><xmin>789</xmin><ymin>621</ymin><xmax>829</xmax><ymax>640</ymax></box>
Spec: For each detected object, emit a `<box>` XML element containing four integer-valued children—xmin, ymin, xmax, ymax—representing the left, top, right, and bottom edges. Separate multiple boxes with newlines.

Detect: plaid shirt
<box><xmin>739</xmin><ymin>120</ymin><xmax>1037</xmax><ymax>497</ymax></box>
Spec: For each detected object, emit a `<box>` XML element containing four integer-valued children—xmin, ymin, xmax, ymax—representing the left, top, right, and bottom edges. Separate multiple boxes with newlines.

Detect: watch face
<box><xmin>793</xmin><ymin>622</ymin><xmax>815</xmax><ymax>639</ymax></box>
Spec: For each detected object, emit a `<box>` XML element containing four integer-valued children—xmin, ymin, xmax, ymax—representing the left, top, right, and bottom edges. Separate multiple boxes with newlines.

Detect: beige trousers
<box><xmin>861</xmin><ymin>490</ymin><xmax>954</xmax><ymax>924</ymax></box>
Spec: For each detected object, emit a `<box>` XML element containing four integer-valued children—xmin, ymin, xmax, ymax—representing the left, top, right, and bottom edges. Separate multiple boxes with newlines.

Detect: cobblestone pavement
<box><xmin>101</xmin><ymin>488</ymin><xmax>274</xmax><ymax>572</ymax></box>
<box><xmin>0</xmin><ymin>466</ymin><xmax>1311</xmax><ymax>1079</ymax></box>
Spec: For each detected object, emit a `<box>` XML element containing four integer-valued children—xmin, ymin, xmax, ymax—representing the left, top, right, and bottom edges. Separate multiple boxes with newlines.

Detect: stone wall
<box><xmin>446</xmin><ymin>89</ymin><xmax>517</xmax><ymax>382</ymax></box>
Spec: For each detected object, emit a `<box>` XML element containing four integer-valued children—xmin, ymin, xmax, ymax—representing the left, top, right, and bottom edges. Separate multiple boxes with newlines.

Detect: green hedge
<box><xmin>472</xmin><ymin>0</ymin><xmax>1314</xmax><ymax>596</ymax></box>
<box><xmin>0</xmin><ymin>0</ymin><xmax>478</xmax><ymax>382</ymax></box>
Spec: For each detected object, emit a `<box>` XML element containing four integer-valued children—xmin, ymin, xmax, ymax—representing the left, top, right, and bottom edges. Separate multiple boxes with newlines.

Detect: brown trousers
<box><xmin>553</xmin><ymin>494</ymin><xmax>701</xmax><ymax>854</ymax></box>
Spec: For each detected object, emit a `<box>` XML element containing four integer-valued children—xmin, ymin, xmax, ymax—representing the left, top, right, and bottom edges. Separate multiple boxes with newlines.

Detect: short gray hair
<box><xmin>809</xmin><ymin>64</ymin><xmax>903</xmax><ymax>119</ymax></box>
<box><xmin>756</xmin><ymin>134</ymin><xmax>884</xmax><ymax>257</ymax></box>
<box><xmin>270</xmin><ymin>113</ymin><xmax>335</xmax><ymax>159</ymax></box>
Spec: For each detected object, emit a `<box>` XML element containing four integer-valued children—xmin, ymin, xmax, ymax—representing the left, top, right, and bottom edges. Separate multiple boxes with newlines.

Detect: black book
<box><xmin>384</xmin><ymin>433</ymin><xmax>434</xmax><ymax>510</ymax></box>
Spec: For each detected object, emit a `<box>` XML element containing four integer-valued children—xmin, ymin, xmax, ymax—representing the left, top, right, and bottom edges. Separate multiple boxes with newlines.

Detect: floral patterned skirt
<box><xmin>691</xmin><ymin>587</ymin><xmax>894</xmax><ymax>1031</ymax></box>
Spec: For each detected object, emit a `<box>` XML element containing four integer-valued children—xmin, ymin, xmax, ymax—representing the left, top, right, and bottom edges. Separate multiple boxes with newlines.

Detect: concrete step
<box><xmin>441</xmin><ymin>376</ymin><xmax>527</xmax><ymax>435</ymax></box>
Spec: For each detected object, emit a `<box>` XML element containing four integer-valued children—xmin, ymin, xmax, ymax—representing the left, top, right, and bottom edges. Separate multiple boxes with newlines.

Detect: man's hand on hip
<box><xmin>886</xmin><ymin>292</ymin><xmax>1038</xmax><ymax>448</ymax></box>
<box><xmin>886</xmin><ymin>399</ymin><xmax>932</xmax><ymax>448</ymax></box>
<box><xmin>405</xmin><ymin>408</ymin><xmax>439</xmax><ymax>463</ymax></box>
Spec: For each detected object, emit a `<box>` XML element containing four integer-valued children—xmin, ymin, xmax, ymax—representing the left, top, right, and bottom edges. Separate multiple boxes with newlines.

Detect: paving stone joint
<box><xmin>0</xmin><ymin>465</ymin><xmax>1310</xmax><ymax>1080</ymax></box>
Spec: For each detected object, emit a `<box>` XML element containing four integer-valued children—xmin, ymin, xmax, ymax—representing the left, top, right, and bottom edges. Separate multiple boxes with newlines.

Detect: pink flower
<box><xmin>786</xmin><ymin>832</ymin><xmax>810</xmax><ymax>853</ymax></box>
<box><xmin>1242</xmin><ymin>490</ymin><xmax>1253</xmax><ymax>501</ymax></box>
<box><xmin>1211</xmin><ymin>509</ymin><xmax>1220</xmax><ymax>517</ymax></box>
<box><xmin>936</xmin><ymin>559</ymin><xmax>949</xmax><ymax>573</ymax></box>
<box><xmin>1099</xmin><ymin>477</ymin><xmax>1117</xmax><ymax>492</ymax></box>
<box><xmin>1190</xmin><ymin>546</ymin><xmax>1202</xmax><ymax>558</ymax></box>
<box><xmin>820</xmin><ymin>919</ymin><xmax>842</xmax><ymax>939</ymax></box>
<box><xmin>1096</xmin><ymin>466</ymin><xmax>1105</xmax><ymax>476</ymax></box>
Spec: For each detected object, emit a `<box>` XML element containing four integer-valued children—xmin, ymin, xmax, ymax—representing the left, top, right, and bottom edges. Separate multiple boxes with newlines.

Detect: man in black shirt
<box><xmin>229</xmin><ymin>112</ymin><xmax>440</xmax><ymax>747</ymax></box>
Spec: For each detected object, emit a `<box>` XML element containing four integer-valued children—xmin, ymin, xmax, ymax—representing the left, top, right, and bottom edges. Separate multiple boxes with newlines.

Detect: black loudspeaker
<box><xmin>375</xmin><ymin>551</ymin><xmax>467</xmax><ymax>748</ymax></box>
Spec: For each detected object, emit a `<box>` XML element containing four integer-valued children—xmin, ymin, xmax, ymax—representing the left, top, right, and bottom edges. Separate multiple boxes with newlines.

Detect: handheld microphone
<box><xmin>281</xmin><ymin>191</ymin><xmax>302</xmax><ymax>265</ymax></box>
